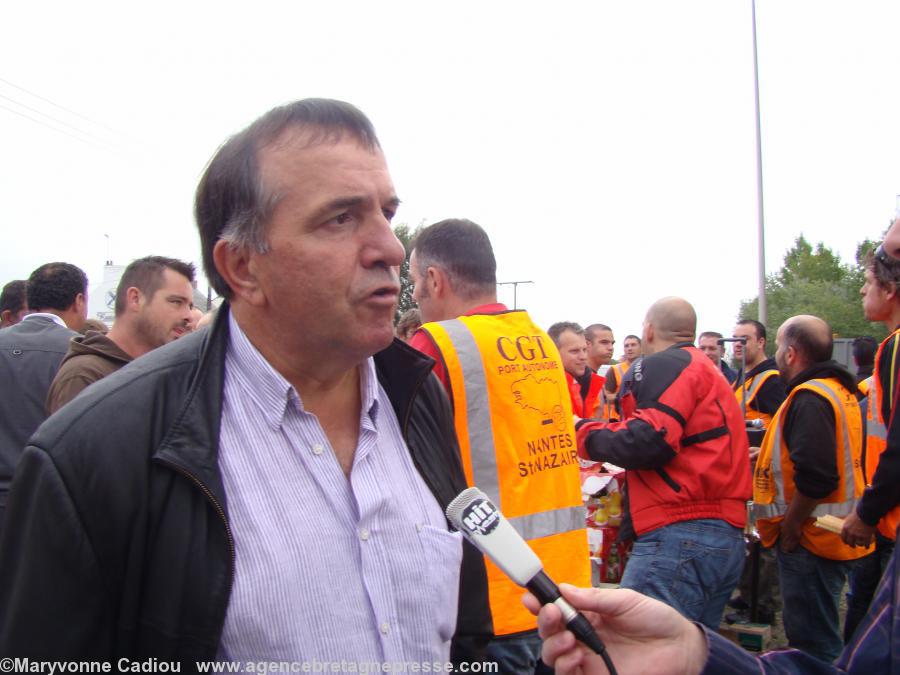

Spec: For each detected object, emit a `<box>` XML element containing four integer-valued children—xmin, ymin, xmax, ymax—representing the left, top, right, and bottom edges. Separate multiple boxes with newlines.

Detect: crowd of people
<box><xmin>0</xmin><ymin>98</ymin><xmax>897</xmax><ymax>675</ymax></box>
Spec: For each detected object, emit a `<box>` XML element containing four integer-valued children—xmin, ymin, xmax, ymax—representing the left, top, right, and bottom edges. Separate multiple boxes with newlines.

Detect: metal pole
<box><xmin>752</xmin><ymin>0</ymin><xmax>767</xmax><ymax>325</ymax></box>
<box><xmin>497</xmin><ymin>280</ymin><xmax>534</xmax><ymax>310</ymax></box>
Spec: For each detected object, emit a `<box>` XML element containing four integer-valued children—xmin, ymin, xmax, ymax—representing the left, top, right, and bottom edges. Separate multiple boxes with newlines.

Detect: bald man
<box><xmin>752</xmin><ymin>315</ymin><xmax>869</xmax><ymax>662</ymax></box>
<box><xmin>575</xmin><ymin>297</ymin><xmax>751</xmax><ymax>629</ymax></box>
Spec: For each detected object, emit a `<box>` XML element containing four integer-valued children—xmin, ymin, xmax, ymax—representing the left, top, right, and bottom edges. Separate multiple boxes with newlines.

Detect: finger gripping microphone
<box><xmin>445</xmin><ymin>487</ymin><xmax>610</xmax><ymax>660</ymax></box>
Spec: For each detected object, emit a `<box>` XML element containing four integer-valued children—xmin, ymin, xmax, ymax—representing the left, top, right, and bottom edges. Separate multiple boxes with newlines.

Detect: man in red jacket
<box><xmin>548</xmin><ymin>321</ymin><xmax>605</xmax><ymax>419</ymax></box>
<box><xmin>576</xmin><ymin>297</ymin><xmax>751</xmax><ymax>629</ymax></box>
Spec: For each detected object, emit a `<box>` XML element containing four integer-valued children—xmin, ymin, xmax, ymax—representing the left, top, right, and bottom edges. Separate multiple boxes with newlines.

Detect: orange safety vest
<box><xmin>735</xmin><ymin>368</ymin><xmax>779</xmax><ymax>426</ymax></box>
<box><xmin>421</xmin><ymin>311</ymin><xmax>591</xmax><ymax>635</ymax></box>
<box><xmin>602</xmin><ymin>361</ymin><xmax>631</xmax><ymax>421</ymax></box>
<box><xmin>865</xmin><ymin>330</ymin><xmax>900</xmax><ymax>540</ymax></box>
<box><xmin>753</xmin><ymin>377</ymin><xmax>871</xmax><ymax>560</ymax></box>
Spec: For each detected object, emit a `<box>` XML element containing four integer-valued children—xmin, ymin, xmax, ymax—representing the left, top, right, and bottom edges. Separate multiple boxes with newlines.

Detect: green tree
<box><xmin>738</xmin><ymin>235</ymin><xmax>886</xmax><ymax>345</ymax></box>
<box><xmin>393</xmin><ymin>222</ymin><xmax>422</xmax><ymax>324</ymax></box>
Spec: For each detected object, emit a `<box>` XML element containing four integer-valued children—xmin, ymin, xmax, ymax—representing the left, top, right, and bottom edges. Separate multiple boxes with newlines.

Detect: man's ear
<box><xmin>426</xmin><ymin>265</ymin><xmax>447</xmax><ymax>298</ymax></box>
<box><xmin>213</xmin><ymin>240</ymin><xmax>265</xmax><ymax>306</ymax></box>
<box><xmin>125</xmin><ymin>286</ymin><xmax>142</xmax><ymax>311</ymax></box>
<box><xmin>0</xmin><ymin>309</ymin><xmax>11</xmax><ymax>325</ymax></box>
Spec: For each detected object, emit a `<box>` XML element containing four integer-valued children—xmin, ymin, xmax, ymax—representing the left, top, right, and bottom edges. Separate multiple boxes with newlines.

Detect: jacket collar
<box><xmin>152</xmin><ymin>303</ymin><xmax>438</xmax><ymax>507</ymax></box>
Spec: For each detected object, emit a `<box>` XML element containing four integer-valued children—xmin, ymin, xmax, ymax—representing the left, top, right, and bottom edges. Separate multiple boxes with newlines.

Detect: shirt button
<box><xmin>415</xmin><ymin>523</ymin><xmax>423</xmax><ymax>533</ymax></box>
<box><xmin>312</xmin><ymin>444</ymin><xmax>324</xmax><ymax>455</ymax></box>
<box><xmin>360</xmin><ymin>528</ymin><xmax>370</xmax><ymax>541</ymax></box>
<box><xmin>380</xmin><ymin>622</ymin><xmax>390</xmax><ymax>634</ymax></box>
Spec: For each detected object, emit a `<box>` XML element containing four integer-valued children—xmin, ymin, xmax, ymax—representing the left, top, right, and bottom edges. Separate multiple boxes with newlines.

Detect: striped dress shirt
<box><xmin>218</xmin><ymin>314</ymin><xmax>462</xmax><ymax>663</ymax></box>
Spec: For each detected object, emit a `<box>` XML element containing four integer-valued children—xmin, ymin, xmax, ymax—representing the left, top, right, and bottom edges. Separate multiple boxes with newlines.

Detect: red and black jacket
<box><xmin>576</xmin><ymin>343</ymin><xmax>751</xmax><ymax>537</ymax></box>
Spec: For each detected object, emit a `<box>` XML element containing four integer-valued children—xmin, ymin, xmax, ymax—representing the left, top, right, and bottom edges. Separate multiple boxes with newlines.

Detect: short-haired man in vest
<box><xmin>732</xmin><ymin>319</ymin><xmax>787</xmax><ymax>426</ymax></box>
<box><xmin>409</xmin><ymin>219</ymin><xmax>590</xmax><ymax>674</ymax></box>
<box><xmin>753</xmin><ymin>315</ymin><xmax>871</xmax><ymax>662</ymax></box>
<box><xmin>576</xmin><ymin>297</ymin><xmax>751</xmax><ymax>629</ymax></box>
<box><xmin>548</xmin><ymin>321</ymin><xmax>606</xmax><ymax>420</ymax></box>
<box><xmin>841</xmin><ymin>226</ymin><xmax>900</xmax><ymax>639</ymax></box>
<box><xmin>604</xmin><ymin>334</ymin><xmax>641</xmax><ymax>420</ymax></box>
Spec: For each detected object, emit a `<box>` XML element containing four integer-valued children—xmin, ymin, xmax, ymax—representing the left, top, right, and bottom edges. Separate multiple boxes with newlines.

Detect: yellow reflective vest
<box><xmin>735</xmin><ymin>368</ymin><xmax>780</xmax><ymax>426</ymax></box>
<box><xmin>864</xmin><ymin>329</ymin><xmax>900</xmax><ymax>540</ymax></box>
<box><xmin>753</xmin><ymin>377</ymin><xmax>871</xmax><ymax>560</ymax></box>
<box><xmin>422</xmin><ymin>311</ymin><xmax>591</xmax><ymax>635</ymax></box>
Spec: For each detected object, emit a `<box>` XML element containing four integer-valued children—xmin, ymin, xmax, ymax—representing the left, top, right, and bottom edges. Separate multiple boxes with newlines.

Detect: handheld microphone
<box><xmin>445</xmin><ymin>487</ymin><xmax>614</xmax><ymax>669</ymax></box>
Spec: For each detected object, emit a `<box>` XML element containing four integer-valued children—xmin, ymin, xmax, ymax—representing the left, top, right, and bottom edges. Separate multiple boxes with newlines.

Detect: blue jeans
<box><xmin>486</xmin><ymin>630</ymin><xmax>543</xmax><ymax>675</ymax></box>
<box><xmin>620</xmin><ymin>519</ymin><xmax>744</xmax><ymax>629</ymax></box>
<box><xmin>776</xmin><ymin>544</ymin><xmax>857</xmax><ymax>663</ymax></box>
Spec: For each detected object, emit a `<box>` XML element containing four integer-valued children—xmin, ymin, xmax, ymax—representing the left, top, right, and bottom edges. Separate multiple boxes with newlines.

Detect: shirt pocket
<box><xmin>417</xmin><ymin>524</ymin><xmax>464</xmax><ymax>643</ymax></box>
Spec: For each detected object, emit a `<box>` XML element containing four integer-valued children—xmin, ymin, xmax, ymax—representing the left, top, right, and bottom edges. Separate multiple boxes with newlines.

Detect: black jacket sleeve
<box><xmin>0</xmin><ymin>445</ymin><xmax>113</xmax><ymax>656</ymax></box>
<box><xmin>782</xmin><ymin>390</ymin><xmax>839</xmax><ymax>500</ymax></box>
<box><xmin>581</xmin><ymin>349</ymin><xmax>688</xmax><ymax>469</ymax></box>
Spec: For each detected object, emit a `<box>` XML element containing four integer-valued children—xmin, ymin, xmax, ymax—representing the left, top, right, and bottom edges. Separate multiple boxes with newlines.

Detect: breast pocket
<box><xmin>417</xmin><ymin>524</ymin><xmax>464</xmax><ymax>643</ymax></box>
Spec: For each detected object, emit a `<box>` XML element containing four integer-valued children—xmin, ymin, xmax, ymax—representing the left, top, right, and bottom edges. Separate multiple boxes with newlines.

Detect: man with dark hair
<box><xmin>0</xmin><ymin>100</ymin><xmax>489</xmax><ymax>664</ymax></box>
<box><xmin>604</xmin><ymin>334</ymin><xmax>641</xmax><ymax>418</ymax></box>
<box><xmin>841</xmin><ymin>230</ymin><xmax>900</xmax><ymax>639</ymax></box>
<box><xmin>409</xmin><ymin>219</ymin><xmax>589</xmax><ymax>674</ymax></box>
<box><xmin>732</xmin><ymin>318</ymin><xmax>786</xmax><ymax>426</ymax></box>
<box><xmin>0</xmin><ymin>280</ymin><xmax>29</xmax><ymax>328</ymax></box>
<box><xmin>585</xmin><ymin>323</ymin><xmax>615</xmax><ymax>374</ymax></box>
<box><xmin>46</xmin><ymin>256</ymin><xmax>196</xmax><ymax>413</ymax></box>
<box><xmin>753</xmin><ymin>315</ymin><xmax>869</xmax><ymax>661</ymax></box>
<box><xmin>586</xmin><ymin>323</ymin><xmax>618</xmax><ymax>421</ymax></box>
<box><xmin>698</xmin><ymin>330</ymin><xmax>737</xmax><ymax>384</ymax></box>
<box><xmin>548</xmin><ymin>321</ymin><xmax>605</xmax><ymax>419</ymax></box>
<box><xmin>0</xmin><ymin>262</ymin><xmax>87</xmax><ymax>519</ymax></box>
<box><xmin>852</xmin><ymin>335</ymin><xmax>878</xmax><ymax>385</ymax></box>
<box><xmin>576</xmin><ymin>298</ymin><xmax>750</xmax><ymax>629</ymax></box>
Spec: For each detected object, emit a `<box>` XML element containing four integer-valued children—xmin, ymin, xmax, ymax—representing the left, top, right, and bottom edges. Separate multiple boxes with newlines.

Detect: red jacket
<box><xmin>576</xmin><ymin>344</ymin><xmax>751</xmax><ymax>537</ymax></box>
<box><xmin>565</xmin><ymin>370</ymin><xmax>605</xmax><ymax>419</ymax></box>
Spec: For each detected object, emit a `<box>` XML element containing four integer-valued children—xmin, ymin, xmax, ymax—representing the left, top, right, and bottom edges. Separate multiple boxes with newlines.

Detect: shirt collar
<box><xmin>227</xmin><ymin>312</ymin><xmax>380</xmax><ymax>430</ymax></box>
<box><xmin>24</xmin><ymin>312</ymin><xmax>67</xmax><ymax>328</ymax></box>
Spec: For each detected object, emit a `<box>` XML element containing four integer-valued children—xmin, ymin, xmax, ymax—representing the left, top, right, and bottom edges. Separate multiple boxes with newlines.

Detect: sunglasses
<box><xmin>875</xmin><ymin>243</ymin><xmax>900</xmax><ymax>267</ymax></box>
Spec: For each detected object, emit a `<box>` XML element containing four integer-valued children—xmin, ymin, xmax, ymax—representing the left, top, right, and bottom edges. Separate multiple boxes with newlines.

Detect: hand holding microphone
<box><xmin>445</xmin><ymin>487</ymin><xmax>617</xmax><ymax>674</ymax></box>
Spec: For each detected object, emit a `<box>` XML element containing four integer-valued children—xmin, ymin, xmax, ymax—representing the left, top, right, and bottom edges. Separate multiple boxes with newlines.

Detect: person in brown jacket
<box><xmin>46</xmin><ymin>256</ymin><xmax>195</xmax><ymax>413</ymax></box>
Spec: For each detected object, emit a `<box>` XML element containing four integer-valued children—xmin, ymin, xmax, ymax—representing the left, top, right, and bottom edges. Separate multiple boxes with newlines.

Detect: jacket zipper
<box><xmin>155</xmin><ymin>458</ymin><xmax>236</xmax><ymax>642</ymax></box>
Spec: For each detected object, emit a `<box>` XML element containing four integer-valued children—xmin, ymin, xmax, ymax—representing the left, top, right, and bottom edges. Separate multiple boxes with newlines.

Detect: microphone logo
<box><xmin>461</xmin><ymin>498</ymin><xmax>501</xmax><ymax>536</ymax></box>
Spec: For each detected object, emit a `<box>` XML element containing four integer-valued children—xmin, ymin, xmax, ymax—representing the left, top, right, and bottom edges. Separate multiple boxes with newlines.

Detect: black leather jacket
<box><xmin>0</xmin><ymin>305</ymin><xmax>490</xmax><ymax>663</ymax></box>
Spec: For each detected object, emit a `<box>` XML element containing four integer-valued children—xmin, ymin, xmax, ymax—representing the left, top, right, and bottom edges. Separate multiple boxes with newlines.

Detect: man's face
<box><xmin>557</xmin><ymin>329</ymin><xmax>588</xmax><ymax>377</ymax></box>
<box><xmin>134</xmin><ymin>269</ymin><xmax>195</xmax><ymax>349</ymax></box>
<box><xmin>623</xmin><ymin>337</ymin><xmax>641</xmax><ymax>361</ymax></box>
<box><xmin>587</xmin><ymin>329</ymin><xmax>615</xmax><ymax>366</ymax></box>
<box><xmin>774</xmin><ymin>325</ymin><xmax>794</xmax><ymax>380</ymax></box>
<box><xmin>698</xmin><ymin>336</ymin><xmax>722</xmax><ymax>364</ymax></box>
<box><xmin>249</xmin><ymin>132</ymin><xmax>404</xmax><ymax>361</ymax></box>
<box><xmin>861</xmin><ymin>268</ymin><xmax>893</xmax><ymax>322</ymax></box>
<box><xmin>732</xmin><ymin>323</ymin><xmax>763</xmax><ymax>365</ymax></box>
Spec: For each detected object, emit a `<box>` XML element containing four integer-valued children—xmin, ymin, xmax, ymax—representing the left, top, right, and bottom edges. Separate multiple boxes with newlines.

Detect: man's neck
<box><xmin>745</xmin><ymin>355</ymin><xmax>767</xmax><ymax>372</ymax></box>
<box><xmin>885</xmin><ymin>305</ymin><xmax>900</xmax><ymax>334</ymax></box>
<box><xmin>446</xmin><ymin>293</ymin><xmax>498</xmax><ymax>320</ymax></box>
<box><xmin>107</xmin><ymin>322</ymin><xmax>152</xmax><ymax>360</ymax></box>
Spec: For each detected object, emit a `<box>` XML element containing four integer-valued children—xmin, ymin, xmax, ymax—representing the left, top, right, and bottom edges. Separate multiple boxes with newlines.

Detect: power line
<box><xmin>0</xmin><ymin>91</ymin><xmax>112</xmax><ymax>146</ymax></box>
<box><xmin>0</xmin><ymin>102</ymin><xmax>115</xmax><ymax>151</ymax></box>
<box><xmin>0</xmin><ymin>75</ymin><xmax>114</xmax><ymax>132</ymax></box>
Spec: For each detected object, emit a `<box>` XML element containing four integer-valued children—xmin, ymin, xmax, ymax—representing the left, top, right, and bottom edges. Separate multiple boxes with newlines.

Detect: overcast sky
<box><xmin>2</xmin><ymin>1</ymin><xmax>898</xmax><ymax>347</ymax></box>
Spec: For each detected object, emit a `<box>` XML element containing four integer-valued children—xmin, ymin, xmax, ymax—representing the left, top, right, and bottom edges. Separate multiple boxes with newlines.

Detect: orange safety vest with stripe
<box><xmin>864</xmin><ymin>329</ymin><xmax>900</xmax><ymax>540</ymax></box>
<box><xmin>421</xmin><ymin>311</ymin><xmax>591</xmax><ymax>635</ymax></box>
<box><xmin>601</xmin><ymin>361</ymin><xmax>631</xmax><ymax>421</ymax></box>
<box><xmin>735</xmin><ymin>368</ymin><xmax>779</xmax><ymax>426</ymax></box>
<box><xmin>753</xmin><ymin>377</ymin><xmax>872</xmax><ymax>560</ymax></box>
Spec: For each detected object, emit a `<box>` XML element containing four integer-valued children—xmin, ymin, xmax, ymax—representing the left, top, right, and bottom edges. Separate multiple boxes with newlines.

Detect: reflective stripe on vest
<box><xmin>867</xmin><ymin>375</ymin><xmax>887</xmax><ymax>445</ymax></box>
<box><xmin>439</xmin><ymin>318</ymin><xmax>584</xmax><ymax>540</ymax></box>
<box><xmin>753</xmin><ymin>379</ymin><xmax>857</xmax><ymax>521</ymax></box>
